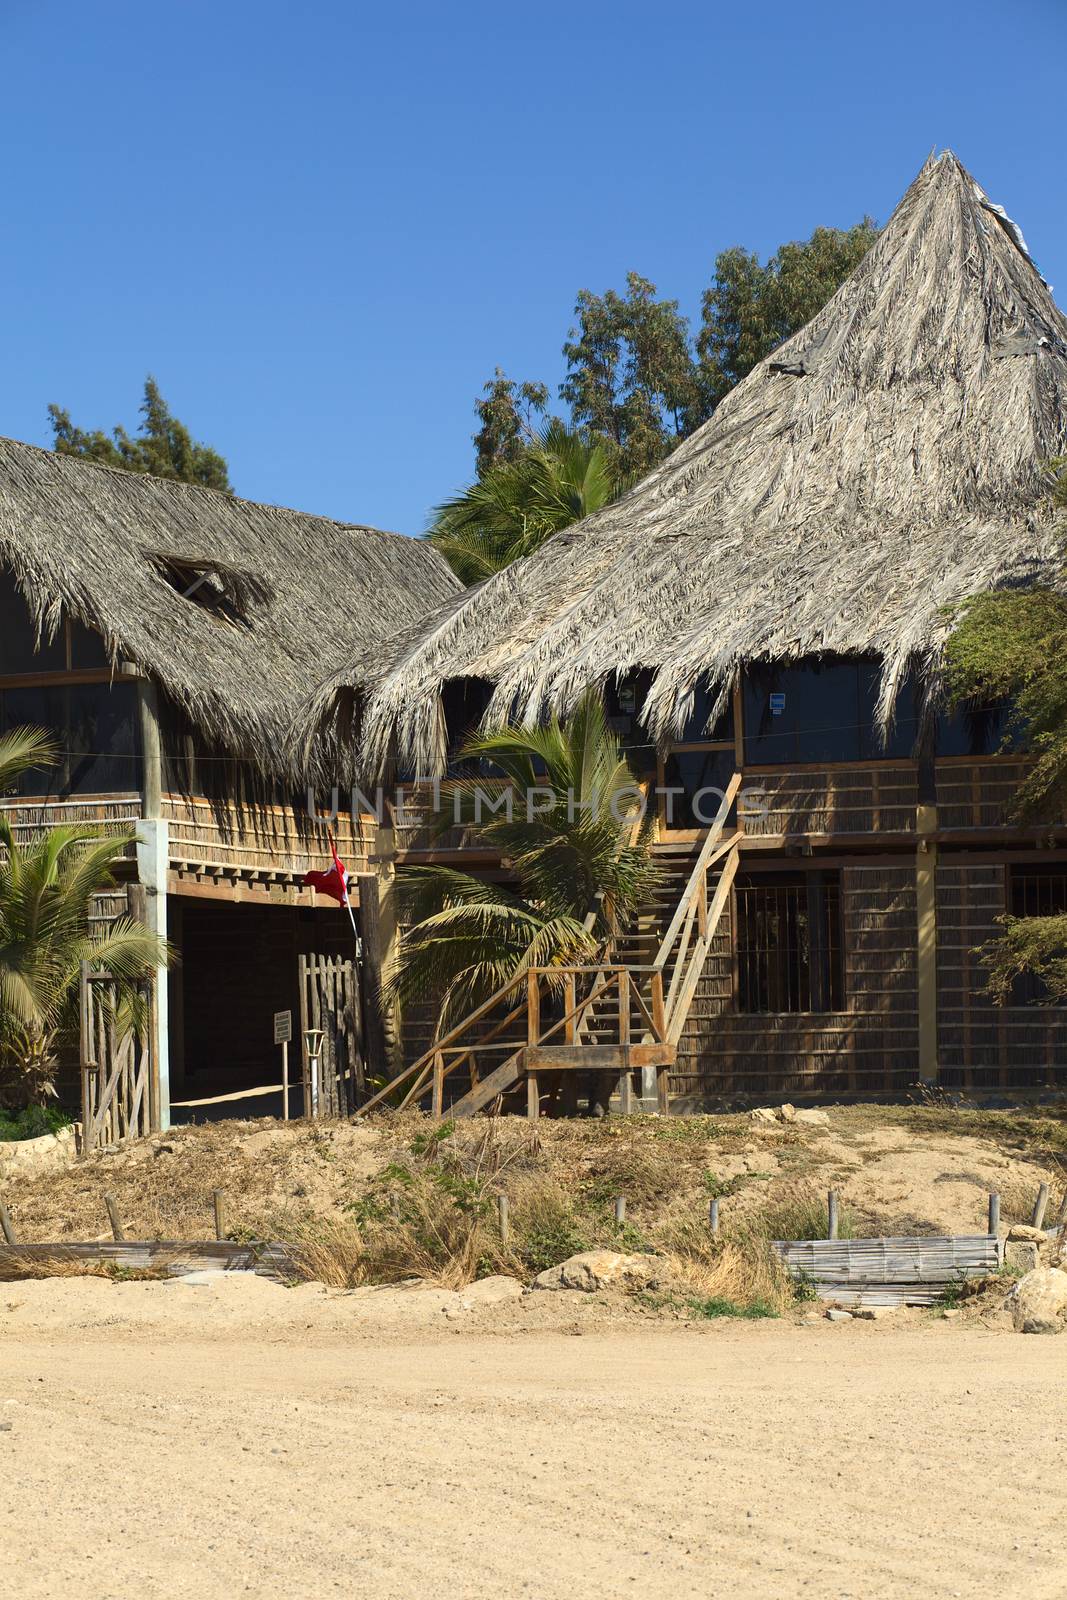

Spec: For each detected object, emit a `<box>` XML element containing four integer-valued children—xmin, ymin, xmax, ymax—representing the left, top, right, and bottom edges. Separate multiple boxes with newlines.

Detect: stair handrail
<box><xmin>652</xmin><ymin>774</ymin><xmax>742</xmax><ymax>974</ymax></box>
<box><xmin>650</xmin><ymin>773</ymin><xmax>743</xmax><ymax>1045</ymax></box>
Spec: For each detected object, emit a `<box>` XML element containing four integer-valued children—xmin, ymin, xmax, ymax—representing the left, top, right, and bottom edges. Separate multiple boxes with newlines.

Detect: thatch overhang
<box><xmin>0</xmin><ymin>437</ymin><xmax>461</xmax><ymax>775</ymax></box>
<box><xmin>326</xmin><ymin>151</ymin><xmax>1067</xmax><ymax>777</ymax></box>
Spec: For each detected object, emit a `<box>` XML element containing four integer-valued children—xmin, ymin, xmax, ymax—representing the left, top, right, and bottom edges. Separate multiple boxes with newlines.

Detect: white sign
<box><xmin>273</xmin><ymin>1009</ymin><xmax>293</xmax><ymax>1045</ymax></box>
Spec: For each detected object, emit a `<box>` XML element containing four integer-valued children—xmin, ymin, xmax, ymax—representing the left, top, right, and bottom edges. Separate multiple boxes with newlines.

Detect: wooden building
<box><xmin>317</xmin><ymin>151</ymin><xmax>1067</xmax><ymax>1109</ymax></box>
<box><xmin>0</xmin><ymin>436</ymin><xmax>461</xmax><ymax>1124</ymax></box>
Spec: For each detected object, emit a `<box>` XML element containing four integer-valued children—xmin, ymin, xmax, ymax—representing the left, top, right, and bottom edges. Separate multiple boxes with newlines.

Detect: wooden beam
<box><xmin>916</xmin><ymin>802</ymin><xmax>939</xmax><ymax>1084</ymax></box>
<box><xmin>525</xmin><ymin>1043</ymin><xmax>674</xmax><ymax>1070</ymax></box>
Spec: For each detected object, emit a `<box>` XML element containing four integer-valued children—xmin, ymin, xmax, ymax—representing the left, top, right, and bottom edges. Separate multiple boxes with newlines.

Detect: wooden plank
<box><xmin>0</xmin><ymin>1240</ymin><xmax>294</xmax><ymax>1280</ymax></box>
<box><xmin>525</xmin><ymin>1043</ymin><xmax>674</xmax><ymax>1070</ymax></box>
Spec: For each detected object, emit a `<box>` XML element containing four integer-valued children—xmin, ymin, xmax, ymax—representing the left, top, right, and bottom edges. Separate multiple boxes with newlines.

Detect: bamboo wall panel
<box><xmin>0</xmin><ymin>796</ymin><xmax>140</xmax><ymax>857</ymax></box>
<box><xmin>673</xmin><ymin>867</ymin><xmax>919</xmax><ymax>1101</ymax></box>
<box><xmin>162</xmin><ymin>795</ymin><xmax>375</xmax><ymax>878</ymax></box>
<box><xmin>937</xmin><ymin>860</ymin><xmax>1067</xmax><ymax>1088</ymax></box>
<box><xmin>741</xmin><ymin>766</ymin><xmax>918</xmax><ymax>838</ymax></box>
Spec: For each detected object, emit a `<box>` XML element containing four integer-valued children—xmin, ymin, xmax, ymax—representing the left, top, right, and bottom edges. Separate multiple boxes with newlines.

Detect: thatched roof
<box><xmin>0</xmin><ymin>437</ymin><xmax>461</xmax><ymax>770</ymax></box>
<box><xmin>326</xmin><ymin>151</ymin><xmax>1067</xmax><ymax>776</ymax></box>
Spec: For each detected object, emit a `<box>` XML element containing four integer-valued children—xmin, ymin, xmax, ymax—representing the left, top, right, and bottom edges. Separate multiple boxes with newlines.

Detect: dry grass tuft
<box><xmin>0</xmin><ymin>1248</ymin><xmax>168</xmax><ymax>1282</ymax></box>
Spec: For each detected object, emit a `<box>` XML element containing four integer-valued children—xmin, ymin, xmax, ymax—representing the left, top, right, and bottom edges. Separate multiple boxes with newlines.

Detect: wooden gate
<box><xmin>298</xmin><ymin>954</ymin><xmax>365</xmax><ymax>1117</ymax></box>
<box><xmin>79</xmin><ymin>962</ymin><xmax>157</xmax><ymax>1154</ymax></box>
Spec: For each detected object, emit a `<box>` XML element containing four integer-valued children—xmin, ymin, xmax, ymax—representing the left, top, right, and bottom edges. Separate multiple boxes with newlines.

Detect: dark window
<box><xmin>0</xmin><ymin>682</ymin><xmax>141</xmax><ymax>796</ymax></box>
<box><xmin>735</xmin><ymin>870</ymin><xmax>844</xmax><ymax>1013</ymax></box>
<box><xmin>677</xmin><ymin>678</ymin><xmax>735</xmax><ymax>744</ymax></box>
<box><xmin>440</xmin><ymin>678</ymin><xmax>496</xmax><ymax>777</ymax></box>
<box><xmin>743</xmin><ymin>658</ymin><xmax>919</xmax><ymax>765</ymax></box>
<box><xmin>604</xmin><ymin>670</ymin><xmax>657</xmax><ymax>775</ymax></box>
<box><xmin>661</xmin><ymin>749</ymin><xmax>737</xmax><ymax>829</ymax></box>
<box><xmin>0</xmin><ymin>583</ymin><xmax>65</xmax><ymax>672</ymax></box>
<box><xmin>936</xmin><ymin>701</ymin><xmax>1023</xmax><ymax>757</ymax></box>
<box><xmin>1009</xmin><ymin>866</ymin><xmax>1067</xmax><ymax>1004</ymax></box>
<box><xmin>69</xmin><ymin>618</ymin><xmax>109</xmax><ymax>669</ymax></box>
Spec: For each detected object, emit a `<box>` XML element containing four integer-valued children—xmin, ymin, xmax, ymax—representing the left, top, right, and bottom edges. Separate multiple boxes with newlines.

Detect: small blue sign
<box><xmin>769</xmin><ymin>693</ymin><xmax>786</xmax><ymax>716</ymax></box>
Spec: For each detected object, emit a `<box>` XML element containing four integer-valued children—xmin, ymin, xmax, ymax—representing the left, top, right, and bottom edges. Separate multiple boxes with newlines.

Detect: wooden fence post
<box><xmin>614</xmin><ymin>1195</ymin><xmax>626</xmax><ymax>1226</ymax></box>
<box><xmin>1032</xmin><ymin>1183</ymin><xmax>1050</xmax><ymax>1231</ymax></box>
<box><xmin>212</xmin><ymin>1190</ymin><xmax>227</xmax><ymax>1242</ymax></box>
<box><xmin>0</xmin><ymin>1200</ymin><xmax>16</xmax><ymax>1245</ymax></box>
<box><xmin>827</xmin><ymin>1190</ymin><xmax>839</xmax><ymax>1241</ymax></box>
<box><xmin>709</xmin><ymin>1197</ymin><xmax>720</xmax><ymax>1236</ymax></box>
<box><xmin>104</xmin><ymin>1194</ymin><xmax>125</xmax><ymax>1242</ymax></box>
<box><xmin>497</xmin><ymin>1193</ymin><xmax>510</xmax><ymax>1248</ymax></box>
<box><xmin>988</xmin><ymin>1191</ymin><xmax>1001</xmax><ymax>1237</ymax></box>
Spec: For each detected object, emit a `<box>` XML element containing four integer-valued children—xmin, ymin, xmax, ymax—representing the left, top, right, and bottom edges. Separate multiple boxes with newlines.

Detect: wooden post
<box><xmin>916</xmin><ymin>804</ymin><xmax>939</xmax><ymax>1087</ymax></box>
<box><xmin>988</xmin><ymin>1191</ymin><xmax>1001</xmax><ymax>1237</ymax></box>
<box><xmin>709</xmin><ymin>1196</ymin><xmax>720</xmax><ymax>1236</ymax></box>
<box><xmin>1058</xmin><ymin>1189</ymin><xmax>1067</xmax><ymax>1228</ymax></box>
<box><xmin>431</xmin><ymin>1050</ymin><xmax>445</xmax><ymax>1118</ymax></box>
<box><xmin>617</xmin><ymin>970</ymin><xmax>632</xmax><ymax>1114</ymax></box>
<box><xmin>1032</xmin><ymin>1183</ymin><xmax>1050</xmax><ymax>1231</ymax></box>
<box><xmin>526</xmin><ymin>1070</ymin><xmax>540</xmax><ymax>1120</ymax></box>
<box><xmin>497</xmin><ymin>1193</ymin><xmax>510</xmax><ymax>1248</ymax></box>
<box><xmin>281</xmin><ymin>1039</ymin><xmax>290</xmax><ymax>1122</ymax></box>
<box><xmin>0</xmin><ymin>1199</ymin><xmax>16</xmax><ymax>1245</ymax></box>
<box><xmin>614</xmin><ymin>1195</ymin><xmax>626</xmax><ymax>1226</ymax></box>
<box><xmin>354</xmin><ymin>872</ymin><xmax>389</xmax><ymax>1084</ymax></box>
<box><xmin>827</xmin><ymin>1190</ymin><xmax>839</xmax><ymax>1241</ymax></box>
<box><xmin>104</xmin><ymin>1194</ymin><xmax>125</xmax><ymax>1242</ymax></box>
<box><xmin>563</xmin><ymin>972</ymin><xmax>576</xmax><ymax>1044</ymax></box>
<box><xmin>651</xmin><ymin>970</ymin><xmax>666</xmax><ymax>1042</ymax></box>
<box><xmin>527</xmin><ymin>968</ymin><xmax>541</xmax><ymax>1045</ymax></box>
<box><xmin>212</xmin><ymin>1189</ymin><xmax>227</xmax><ymax>1242</ymax></box>
<box><xmin>655</xmin><ymin>1064</ymin><xmax>670</xmax><ymax>1116</ymax></box>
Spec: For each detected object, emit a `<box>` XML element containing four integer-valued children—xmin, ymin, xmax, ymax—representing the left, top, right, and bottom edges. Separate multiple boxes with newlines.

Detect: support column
<box><xmin>136</xmin><ymin>680</ymin><xmax>170</xmax><ymax>1128</ymax></box>
<box><xmin>370</xmin><ymin>800</ymin><xmax>403</xmax><ymax>1077</ymax></box>
<box><xmin>916</xmin><ymin>802</ymin><xmax>939</xmax><ymax>1085</ymax></box>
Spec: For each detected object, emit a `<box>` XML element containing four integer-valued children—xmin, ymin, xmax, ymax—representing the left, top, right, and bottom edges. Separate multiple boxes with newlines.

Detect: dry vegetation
<box><xmin>3</xmin><ymin>1102</ymin><xmax>1065</xmax><ymax>1315</ymax></box>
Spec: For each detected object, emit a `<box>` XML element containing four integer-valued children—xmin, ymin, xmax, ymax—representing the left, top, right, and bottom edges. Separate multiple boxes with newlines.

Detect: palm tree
<box><xmin>0</xmin><ymin>730</ymin><xmax>171</xmax><ymax>1109</ymax></box>
<box><xmin>391</xmin><ymin>693</ymin><xmax>657</xmax><ymax>1029</ymax></box>
<box><xmin>429</xmin><ymin>421</ymin><xmax>632</xmax><ymax>584</ymax></box>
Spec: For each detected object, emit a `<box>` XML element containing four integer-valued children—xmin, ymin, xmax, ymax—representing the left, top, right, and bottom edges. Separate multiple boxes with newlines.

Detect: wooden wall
<box><xmin>937</xmin><ymin>859</ymin><xmax>1067</xmax><ymax>1089</ymax></box>
<box><xmin>672</xmin><ymin>866</ymin><xmax>919</xmax><ymax>1103</ymax></box>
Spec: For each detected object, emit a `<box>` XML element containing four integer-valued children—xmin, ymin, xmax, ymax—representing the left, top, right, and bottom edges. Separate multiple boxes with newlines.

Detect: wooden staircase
<box><xmin>357</xmin><ymin>776</ymin><xmax>742</xmax><ymax>1120</ymax></box>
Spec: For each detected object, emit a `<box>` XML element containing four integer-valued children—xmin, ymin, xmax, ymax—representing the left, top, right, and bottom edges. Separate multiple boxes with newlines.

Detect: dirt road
<box><xmin>1</xmin><ymin>1295</ymin><xmax>1063</xmax><ymax>1599</ymax></box>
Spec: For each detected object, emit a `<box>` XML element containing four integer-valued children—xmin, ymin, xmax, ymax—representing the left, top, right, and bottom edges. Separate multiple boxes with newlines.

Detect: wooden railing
<box><xmin>356</xmin><ymin>960</ymin><xmax>670</xmax><ymax>1119</ymax></box>
<box><xmin>650</xmin><ymin>774</ymin><xmax>742</xmax><ymax>1045</ymax></box>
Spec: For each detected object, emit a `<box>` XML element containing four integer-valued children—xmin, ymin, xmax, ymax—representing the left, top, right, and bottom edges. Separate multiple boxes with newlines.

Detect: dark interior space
<box><xmin>168</xmin><ymin>896</ymin><xmax>355</xmax><ymax>1120</ymax></box>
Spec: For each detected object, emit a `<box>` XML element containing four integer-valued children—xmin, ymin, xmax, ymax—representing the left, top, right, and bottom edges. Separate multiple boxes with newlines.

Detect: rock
<box><xmin>1009</xmin><ymin>1267</ymin><xmax>1067</xmax><ymax>1335</ymax></box>
<box><xmin>792</xmin><ymin>1108</ymin><xmax>830</xmax><ymax>1127</ymax></box>
<box><xmin>941</xmin><ymin>1309</ymin><xmax>962</xmax><ymax>1320</ymax></box>
<box><xmin>1007</xmin><ymin>1224</ymin><xmax>1049</xmax><ymax>1243</ymax></box>
<box><xmin>749</xmin><ymin>1104</ymin><xmax>828</xmax><ymax>1127</ymax></box>
<box><xmin>1005</xmin><ymin>1241</ymin><xmax>1041</xmax><ymax>1275</ymax></box>
<box><xmin>825</xmin><ymin>1308</ymin><xmax>853</xmax><ymax>1322</ymax></box>
<box><xmin>460</xmin><ymin>1276</ymin><xmax>525</xmax><ymax>1307</ymax></box>
<box><xmin>0</xmin><ymin>1124</ymin><xmax>79</xmax><ymax>1176</ymax></box>
<box><xmin>855</xmin><ymin>1305</ymin><xmax>897</xmax><ymax>1320</ymax></box>
<box><xmin>532</xmin><ymin>1250</ymin><xmax>656</xmax><ymax>1293</ymax></box>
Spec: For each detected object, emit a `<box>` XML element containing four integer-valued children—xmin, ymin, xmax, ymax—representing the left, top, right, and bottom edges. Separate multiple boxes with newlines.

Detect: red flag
<box><xmin>302</xmin><ymin>835</ymin><xmax>350</xmax><ymax>906</ymax></box>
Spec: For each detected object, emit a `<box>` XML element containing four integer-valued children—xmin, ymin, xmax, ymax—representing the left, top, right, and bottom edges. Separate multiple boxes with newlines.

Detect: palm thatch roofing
<box><xmin>321</xmin><ymin>151</ymin><xmax>1067</xmax><ymax>777</ymax></box>
<box><xmin>0</xmin><ymin>437</ymin><xmax>461</xmax><ymax>771</ymax></box>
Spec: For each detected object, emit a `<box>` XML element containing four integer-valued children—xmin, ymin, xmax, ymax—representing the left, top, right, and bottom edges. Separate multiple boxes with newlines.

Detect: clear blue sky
<box><xmin>1</xmin><ymin>0</ymin><xmax>1064</xmax><ymax>536</ymax></box>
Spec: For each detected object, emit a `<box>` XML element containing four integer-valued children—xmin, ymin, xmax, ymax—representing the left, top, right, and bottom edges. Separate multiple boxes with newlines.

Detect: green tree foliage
<box><xmin>697</xmin><ymin>220</ymin><xmax>879</xmax><ymax>408</ymax></box>
<box><xmin>473</xmin><ymin>369</ymin><xmax>550</xmax><ymax>478</ymax></box>
<box><xmin>48</xmin><ymin>376</ymin><xmax>232</xmax><ymax>491</ymax></box>
<box><xmin>429</xmin><ymin>420</ymin><xmax>632</xmax><ymax>584</ymax></box>
<box><xmin>944</xmin><ymin>462</ymin><xmax>1067</xmax><ymax>1001</ymax></box>
<box><xmin>0</xmin><ymin>731</ymin><xmax>171</xmax><ymax>1110</ymax></box>
<box><xmin>560</xmin><ymin>272</ymin><xmax>701</xmax><ymax>476</ymax></box>
<box><xmin>391</xmin><ymin>693</ymin><xmax>657</xmax><ymax>1028</ymax></box>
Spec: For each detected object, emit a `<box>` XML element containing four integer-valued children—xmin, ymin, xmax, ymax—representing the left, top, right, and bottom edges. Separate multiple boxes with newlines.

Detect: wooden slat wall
<box><xmin>741</xmin><ymin>765</ymin><xmax>918</xmax><ymax>837</ymax></box>
<box><xmin>672</xmin><ymin>867</ymin><xmax>919</xmax><ymax>1100</ymax></box>
<box><xmin>162</xmin><ymin>795</ymin><xmax>375</xmax><ymax>878</ymax></box>
<box><xmin>937</xmin><ymin>860</ymin><xmax>1067</xmax><ymax>1088</ymax></box>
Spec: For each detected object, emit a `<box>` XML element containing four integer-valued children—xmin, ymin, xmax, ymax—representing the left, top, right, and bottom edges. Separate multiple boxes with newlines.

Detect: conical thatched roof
<box><xmin>0</xmin><ymin>437</ymin><xmax>461</xmax><ymax>772</ymax></box>
<box><xmin>325</xmin><ymin>151</ymin><xmax>1067</xmax><ymax>776</ymax></box>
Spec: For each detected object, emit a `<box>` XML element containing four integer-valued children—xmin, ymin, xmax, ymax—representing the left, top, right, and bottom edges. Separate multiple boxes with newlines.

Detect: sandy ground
<box><xmin>1</xmin><ymin>1277</ymin><xmax>1064</xmax><ymax>1600</ymax></box>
